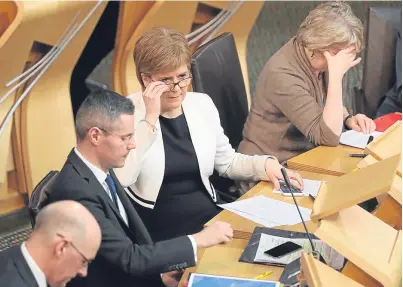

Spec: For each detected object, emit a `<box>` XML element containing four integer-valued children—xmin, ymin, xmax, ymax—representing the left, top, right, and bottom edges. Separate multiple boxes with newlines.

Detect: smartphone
<box><xmin>279</xmin><ymin>181</ymin><xmax>304</xmax><ymax>197</ymax></box>
<box><xmin>264</xmin><ymin>241</ymin><xmax>302</xmax><ymax>258</ymax></box>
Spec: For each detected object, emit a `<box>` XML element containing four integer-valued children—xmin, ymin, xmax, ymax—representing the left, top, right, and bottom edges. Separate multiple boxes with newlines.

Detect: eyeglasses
<box><xmin>98</xmin><ymin>127</ymin><xmax>133</xmax><ymax>143</ymax></box>
<box><xmin>56</xmin><ymin>233</ymin><xmax>92</xmax><ymax>266</ymax></box>
<box><xmin>151</xmin><ymin>76</ymin><xmax>192</xmax><ymax>91</ymax></box>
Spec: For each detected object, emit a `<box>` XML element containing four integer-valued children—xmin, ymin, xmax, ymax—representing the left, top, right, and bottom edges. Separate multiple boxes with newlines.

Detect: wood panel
<box><xmin>111</xmin><ymin>1</ymin><xmax>154</xmax><ymax>95</ymax></box>
<box><xmin>202</xmin><ymin>1</ymin><xmax>264</xmax><ymax>107</ymax></box>
<box><xmin>115</xmin><ymin>1</ymin><xmax>198</xmax><ymax>96</ymax></box>
<box><xmin>0</xmin><ymin>2</ymin><xmax>107</xmax><ymax>204</ymax></box>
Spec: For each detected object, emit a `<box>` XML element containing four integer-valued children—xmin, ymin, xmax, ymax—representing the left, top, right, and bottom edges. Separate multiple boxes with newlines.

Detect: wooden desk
<box><xmin>287</xmin><ymin>145</ymin><xmax>364</xmax><ymax>176</ymax></box>
<box><xmin>178</xmin><ymin>171</ymin><xmax>335</xmax><ymax>286</ymax></box>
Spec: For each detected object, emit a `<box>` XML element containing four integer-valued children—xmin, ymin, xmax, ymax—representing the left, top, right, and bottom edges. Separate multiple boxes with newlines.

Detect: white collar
<box><xmin>21</xmin><ymin>242</ymin><xmax>47</xmax><ymax>287</ymax></box>
<box><xmin>74</xmin><ymin>147</ymin><xmax>108</xmax><ymax>185</ymax></box>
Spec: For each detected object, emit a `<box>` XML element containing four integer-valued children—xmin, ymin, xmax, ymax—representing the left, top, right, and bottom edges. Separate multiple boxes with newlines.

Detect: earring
<box><xmin>311</xmin><ymin>51</ymin><xmax>315</xmax><ymax>58</ymax></box>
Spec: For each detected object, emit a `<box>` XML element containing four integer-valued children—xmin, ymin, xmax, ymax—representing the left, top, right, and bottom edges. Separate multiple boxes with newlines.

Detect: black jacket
<box><xmin>47</xmin><ymin>149</ymin><xmax>195</xmax><ymax>287</ymax></box>
<box><xmin>0</xmin><ymin>245</ymin><xmax>39</xmax><ymax>287</ymax></box>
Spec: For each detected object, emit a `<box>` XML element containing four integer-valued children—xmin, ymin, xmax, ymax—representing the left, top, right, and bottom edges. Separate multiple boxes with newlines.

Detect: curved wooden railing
<box><xmin>0</xmin><ymin>1</ymin><xmax>106</xmax><ymax>214</ymax></box>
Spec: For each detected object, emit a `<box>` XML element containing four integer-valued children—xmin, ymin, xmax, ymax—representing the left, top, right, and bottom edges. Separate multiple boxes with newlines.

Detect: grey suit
<box><xmin>47</xmin><ymin>150</ymin><xmax>195</xmax><ymax>287</ymax></box>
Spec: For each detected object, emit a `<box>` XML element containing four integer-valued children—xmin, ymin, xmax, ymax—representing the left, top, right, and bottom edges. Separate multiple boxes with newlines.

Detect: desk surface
<box><xmin>178</xmin><ymin>170</ymin><xmax>335</xmax><ymax>286</ymax></box>
<box><xmin>287</xmin><ymin>145</ymin><xmax>364</xmax><ymax>176</ymax></box>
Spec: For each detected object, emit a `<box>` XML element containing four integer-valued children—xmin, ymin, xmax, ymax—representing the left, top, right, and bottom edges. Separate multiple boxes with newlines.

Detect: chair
<box><xmin>354</xmin><ymin>6</ymin><xmax>402</xmax><ymax>118</ymax></box>
<box><xmin>191</xmin><ymin>32</ymin><xmax>249</xmax><ymax>202</ymax></box>
<box><xmin>28</xmin><ymin>170</ymin><xmax>59</xmax><ymax>227</ymax></box>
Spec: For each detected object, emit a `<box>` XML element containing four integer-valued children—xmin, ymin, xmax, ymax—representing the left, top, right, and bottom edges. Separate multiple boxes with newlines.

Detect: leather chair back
<box><xmin>191</xmin><ymin>32</ymin><xmax>249</xmax><ymax>149</ymax></box>
<box><xmin>191</xmin><ymin>33</ymin><xmax>249</xmax><ymax>201</ymax></box>
<box><xmin>28</xmin><ymin>170</ymin><xmax>59</xmax><ymax>227</ymax></box>
<box><xmin>357</xmin><ymin>6</ymin><xmax>402</xmax><ymax>117</ymax></box>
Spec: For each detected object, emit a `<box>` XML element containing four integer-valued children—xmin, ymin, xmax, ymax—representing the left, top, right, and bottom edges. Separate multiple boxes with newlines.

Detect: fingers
<box><xmin>143</xmin><ymin>81</ymin><xmax>169</xmax><ymax>98</ymax></box>
<box><xmin>269</xmin><ymin>173</ymin><xmax>281</xmax><ymax>191</ymax></box>
<box><xmin>289</xmin><ymin>170</ymin><xmax>304</xmax><ymax>190</ymax></box>
<box><xmin>356</xmin><ymin>116</ymin><xmax>369</xmax><ymax>134</ymax></box>
<box><xmin>350</xmin><ymin>122</ymin><xmax>362</xmax><ymax>132</ymax></box>
<box><xmin>323</xmin><ymin>51</ymin><xmax>331</xmax><ymax>61</ymax></box>
<box><xmin>350</xmin><ymin>57</ymin><xmax>362</xmax><ymax>68</ymax></box>
<box><xmin>340</xmin><ymin>46</ymin><xmax>356</xmax><ymax>54</ymax></box>
<box><xmin>369</xmin><ymin>119</ymin><xmax>376</xmax><ymax>133</ymax></box>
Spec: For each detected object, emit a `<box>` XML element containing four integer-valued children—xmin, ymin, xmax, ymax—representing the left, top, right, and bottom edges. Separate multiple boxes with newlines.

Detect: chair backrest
<box><xmin>28</xmin><ymin>170</ymin><xmax>59</xmax><ymax>227</ymax></box>
<box><xmin>360</xmin><ymin>6</ymin><xmax>402</xmax><ymax>117</ymax></box>
<box><xmin>191</xmin><ymin>32</ymin><xmax>249</xmax><ymax>150</ymax></box>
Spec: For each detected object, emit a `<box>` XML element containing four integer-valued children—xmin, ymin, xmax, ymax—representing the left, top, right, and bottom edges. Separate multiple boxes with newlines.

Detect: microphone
<box><xmin>279</xmin><ymin>168</ymin><xmax>328</xmax><ymax>286</ymax></box>
<box><xmin>281</xmin><ymin>168</ymin><xmax>316</xmax><ymax>253</ymax></box>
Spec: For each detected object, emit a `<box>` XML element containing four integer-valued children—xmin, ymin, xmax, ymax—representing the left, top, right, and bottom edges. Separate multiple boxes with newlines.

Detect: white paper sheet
<box><xmin>218</xmin><ymin>195</ymin><xmax>312</xmax><ymax>227</ymax></box>
<box><xmin>254</xmin><ymin>233</ymin><xmax>344</xmax><ymax>270</ymax></box>
<box><xmin>339</xmin><ymin>130</ymin><xmax>382</xmax><ymax>149</ymax></box>
<box><xmin>221</xmin><ymin>207</ymin><xmax>279</xmax><ymax>228</ymax></box>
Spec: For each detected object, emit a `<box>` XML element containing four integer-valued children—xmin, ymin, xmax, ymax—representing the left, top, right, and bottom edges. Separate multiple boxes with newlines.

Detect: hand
<box><xmin>345</xmin><ymin>114</ymin><xmax>376</xmax><ymax>134</ymax></box>
<box><xmin>264</xmin><ymin>158</ymin><xmax>304</xmax><ymax>191</ymax></box>
<box><xmin>324</xmin><ymin>46</ymin><xmax>361</xmax><ymax>79</ymax></box>
<box><xmin>192</xmin><ymin>221</ymin><xmax>233</xmax><ymax>248</ymax></box>
<box><xmin>162</xmin><ymin>270</ymin><xmax>182</xmax><ymax>287</ymax></box>
<box><xmin>142</xmin><ymin>81</ymin><xmax>170</xmax><ymax>124</ymax></box>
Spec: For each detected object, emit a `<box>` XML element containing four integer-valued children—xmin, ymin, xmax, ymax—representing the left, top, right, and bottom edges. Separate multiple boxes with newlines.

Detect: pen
<box><xmin>254</xmin><ymin>271</ymin><xmax>273</xmax><ymax>280</ymax></box>
<box><xmin>309</xmin><ymin>194</ymin><xmax>316</xmax><ymax>201</ymax></box>
<box><xmin>367</xmin><ymin>135</ymin><xmax>374</xmax><ymax>145</ymax></box>
<box><xmin>349</xmin><ymin>154</ymin><xmax>366</xmax><ymax>158</ymax></box>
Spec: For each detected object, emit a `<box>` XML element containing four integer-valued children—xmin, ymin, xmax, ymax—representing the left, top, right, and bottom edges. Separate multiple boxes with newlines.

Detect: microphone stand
<box><xmin>281</xmin><ymin>168</ymin><xmax>316</xmax><ymax>252</ymax></box>
<box><xmin>279</xmin><ymin>168</ymin><xmax>320</xmax><ymax>286</ymax></box>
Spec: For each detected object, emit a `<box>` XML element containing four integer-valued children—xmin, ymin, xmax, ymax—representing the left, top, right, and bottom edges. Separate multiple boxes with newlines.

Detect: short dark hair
<box><xmin>75</xmin><ymin>89</ymin><xmax>134</xmax><ymax>141</ymax></box>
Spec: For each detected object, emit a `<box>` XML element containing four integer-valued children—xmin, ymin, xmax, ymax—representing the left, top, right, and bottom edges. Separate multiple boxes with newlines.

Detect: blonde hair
<box><xmin>296</xmin><ymin>1</ymin><xmax>364</xmax><ymax>52</ymax></box>
<box><xmin>133</xmin><ymin>26</ymin><xmax>191</xmax><ymax>88</ymax></box>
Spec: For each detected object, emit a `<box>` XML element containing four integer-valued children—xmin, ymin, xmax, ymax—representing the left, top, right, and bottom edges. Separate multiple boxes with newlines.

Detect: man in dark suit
<box><xmin>46</xmin><ymin>89</ymin><xmax>233</xmax><ymax>287</ymax></box>
<box><xmin>0</xmin><ymin>201</ymin><xmax>101</xmax><ymax>287</ymax></box>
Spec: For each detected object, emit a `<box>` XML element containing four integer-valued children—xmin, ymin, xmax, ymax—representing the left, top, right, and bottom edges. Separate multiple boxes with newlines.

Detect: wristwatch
<box><xmin>343</xmin><ymin>114</ymin><xmax>353</xmax><ymax>130</ymax></box>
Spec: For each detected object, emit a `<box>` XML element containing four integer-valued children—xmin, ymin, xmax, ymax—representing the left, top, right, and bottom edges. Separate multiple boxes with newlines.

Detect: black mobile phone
<box><xmin>279</xmin><ymin>181</ymin><xmax>303</xmax><ymax>194</ymax></box>
<box><xmin>264</xmin><ymin>241</ymin><xmax>302</xmax><ymax>258</ymax></box>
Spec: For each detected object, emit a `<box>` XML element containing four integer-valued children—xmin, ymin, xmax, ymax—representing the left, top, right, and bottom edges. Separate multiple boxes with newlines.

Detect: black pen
<box><xmin>367</xmin><ymin>135</ymin><xmax>374</xmax><ymax>145</ymax></box>
<box><xmin>349</xmin><ymin>154</ymin><xmax>367</xmax><ymax>158</ymax></box>
<box><xmin>309</xmin><ymin>194</ymin><xmax>316</xmax><ymax>201</ymax></box>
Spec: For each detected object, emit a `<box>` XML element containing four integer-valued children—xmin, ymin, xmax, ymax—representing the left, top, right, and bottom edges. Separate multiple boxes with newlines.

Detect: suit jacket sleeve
<box><xmin>206</xmin><ymin>96</ymin><xmax>271</xmax><ymax>181</ymax></box>
<box><xmin>55</xmin><ymin>190</ymin><xmax>195</xmax><ymax>276</ymax></box>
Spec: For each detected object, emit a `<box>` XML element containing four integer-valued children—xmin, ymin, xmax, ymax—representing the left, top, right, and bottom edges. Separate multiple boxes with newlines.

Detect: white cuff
<box><xmin>187</xmin><ymin>235</ymin><xmax>198</xmax><ymax>263</ymax></box>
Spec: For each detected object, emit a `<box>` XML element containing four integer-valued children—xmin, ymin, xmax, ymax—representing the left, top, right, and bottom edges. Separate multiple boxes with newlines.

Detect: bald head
<box><xmin>34</xmin><ymin>201</ymin><xmax>101</xmax><ymax>246</ymax></box>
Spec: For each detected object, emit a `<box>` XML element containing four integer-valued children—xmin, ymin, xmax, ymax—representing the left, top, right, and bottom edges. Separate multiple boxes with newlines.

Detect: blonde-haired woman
<box><xmin>239</xmin><ymin>1</ymin><xmax>376</xmax><ymax>167</ymax></box>
<box><xmin>114</xmin><ymin>27</ymin><xmax>303</xmax><ymax>242</ymax></box>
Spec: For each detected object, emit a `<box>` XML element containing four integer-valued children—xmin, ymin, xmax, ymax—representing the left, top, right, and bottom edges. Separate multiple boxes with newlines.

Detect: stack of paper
<box><xmin>218</xmin><ymin>195</ymin><xmax>312</xmax><ymax>228</ymax></box>
<box><xmin>340</xmin><ymin>130</ymin><xmax>383</xmax><ymax>149</ymax></box>
<box><xmin>254</xmin><ymin>234</ymin><xmax>344</xmax><ymax>270</ymax></box>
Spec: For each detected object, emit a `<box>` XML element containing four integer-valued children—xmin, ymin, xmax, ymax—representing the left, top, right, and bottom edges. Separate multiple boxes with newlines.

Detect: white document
<box><xmin>273</xmin><ymin>179</ymin><xmax>323</xmax><ymax>197</ymax></box>
<box><xmin>254</xmin><ymin>233</ymin><xmax>344</xmax><ymax>270</ymax></box>
<box><xmin>301</xmin><ymin>179</ymin><xmax>322</xmax><ymax>197</ymax></box>
<box><xmin>339</xmin><ymin>130</ymin><xmax>382</xmax><ymax>149</ymax></box>
<box><xmin>218</xmin><ymin>195</ymin><xmax>312</xmax><ymax>227</ymax></box>
<box><xmin>221</xmin><ymin>207</ymin><xmax>279</xmax><ymax>228</ymax></box>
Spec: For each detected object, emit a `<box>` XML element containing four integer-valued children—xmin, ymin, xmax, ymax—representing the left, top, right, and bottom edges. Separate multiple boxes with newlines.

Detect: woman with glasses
<box><xmin>115</xmin><ymin>27</ymin><xmax>303</xmax><ymax>242</ymax></box>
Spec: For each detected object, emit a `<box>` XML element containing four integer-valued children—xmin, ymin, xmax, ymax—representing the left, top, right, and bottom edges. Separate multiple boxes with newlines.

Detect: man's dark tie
<box><xmin>105</xmin><ymin>174</ymin><xmax>119</xmax><ymax>211</ymax></box>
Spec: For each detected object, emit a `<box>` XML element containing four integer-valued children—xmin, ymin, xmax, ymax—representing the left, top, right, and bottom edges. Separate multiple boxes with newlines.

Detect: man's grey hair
<box><xmin>75</xmin><ymin>89</ymin><xmax>135</xmax><ymax>141</ymax></box>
